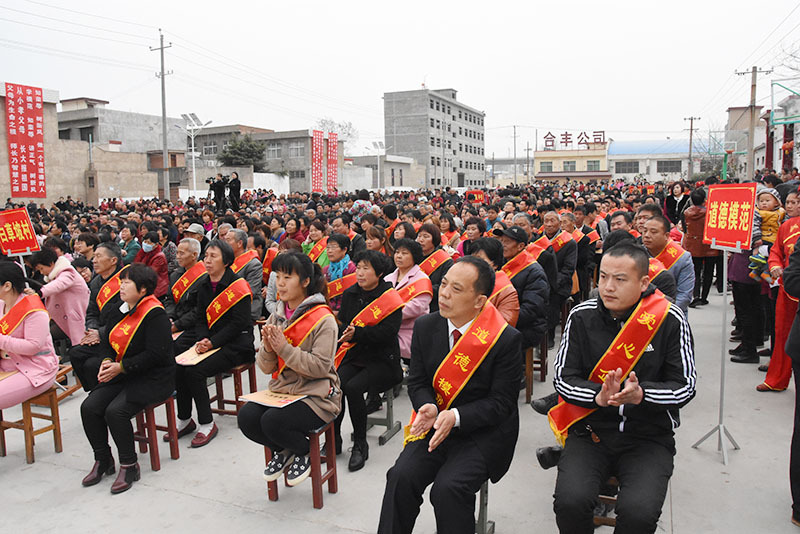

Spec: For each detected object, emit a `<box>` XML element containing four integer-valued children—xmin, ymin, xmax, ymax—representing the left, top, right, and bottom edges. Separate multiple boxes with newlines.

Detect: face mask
<box><xmin>142</xmin><ymin>242</ymin><xmax>154</xmax><ymax>253</ymax></box>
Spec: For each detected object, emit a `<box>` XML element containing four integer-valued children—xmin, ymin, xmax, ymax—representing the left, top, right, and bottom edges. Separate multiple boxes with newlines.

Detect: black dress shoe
<box><xmin>759</xmin><ymin>364</ymin><xmax>769</xmax><ymax>372</ymax></box>
<box><xmin>531</xmin><ymin>392</ymin><xmax>559</xmax><ymax>415</ymax></box>
<box><xmin>729</xmin><ymin>330</ymin><xmax>742</xmax><ymax>341</ymax></box>
<box><xmin>348</xmin><ymin>440</ymin><xmax>368</xmax><ymax>472</ymax></box>
<box><xmin>110</xmin><ymin>462</ymin><xmax>140</xmax><ymax>494</ymax></box>
<box><xmin>689</xmin><ymin>298</ymin><xmax>702</xmax><ymax>308</ymax></box>
<box><xmin>731</xmin><ymin>352</ymin><xmax>760</xmax><ymax>363</ymax></box>
<box><xmin>82</xmin><ymin>457</ymin><xmax>115</xmax><ymax>487</ymax></box>
<box><xmin>536</xmin><ymin>446</ymin><xmax>563</xmax><ymax>470</ymax></box>
<box><xmin>700</xmin><ymin>299</ymin><xmax>710</xmax><ymax>306</ymax></box>
<box><xmin>758</xmin><ymin>348</ymin><xmax>772</xmax><ymax>357</ymax></box>
<box><xmin>729</xmin><ymin>344</ymin><xmax>748</xmax><ymax>355</ymax></box>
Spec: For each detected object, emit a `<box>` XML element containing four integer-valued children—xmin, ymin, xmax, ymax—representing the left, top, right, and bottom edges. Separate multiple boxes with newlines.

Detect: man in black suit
<box><xmin>378</xmin><ymin>257</ymin><xmax>522</xmax><ymax>534</ymax></box>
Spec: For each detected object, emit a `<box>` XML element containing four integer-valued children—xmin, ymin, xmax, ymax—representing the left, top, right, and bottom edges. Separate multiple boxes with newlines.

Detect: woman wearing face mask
<box><xmin>133</xmin><ymin>231</ymin><xmax>169</xmax><ymax>300</ymax></box>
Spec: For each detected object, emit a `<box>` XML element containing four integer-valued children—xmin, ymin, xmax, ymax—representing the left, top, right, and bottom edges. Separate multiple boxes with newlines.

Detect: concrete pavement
<box><xmin>0</xmin><ymin>290</ymin><xmax>797</xmax><ymax>533</ymax></box>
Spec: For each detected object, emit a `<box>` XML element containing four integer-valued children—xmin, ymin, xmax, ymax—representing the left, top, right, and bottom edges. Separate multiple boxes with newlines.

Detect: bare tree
<box><xmin>315</xmin><ymin>118</ymin><xmax>359</xmax><ymax>155</ymax></box>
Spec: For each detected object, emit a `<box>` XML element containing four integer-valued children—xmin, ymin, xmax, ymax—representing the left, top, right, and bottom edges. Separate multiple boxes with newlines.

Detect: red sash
<box><xmin>97</xmin><ymin>266</ymin><xmax>128</xmax><ymax>312</ymax></box>
<box><xmin>584</xmin><ymin>229</ymin><xmax>601</xmax><ymax>244</ymax></box>
<box><xmin>654</xmin><ymin>240</ymin><xmax>686</xmax><ymax>271</ymax></box>
<box><xmin>526</xmin><ymin>235</ymin><xmax>551</xmax><ymax>260</ymax></box>
<box><xmin>489</xmin><ymin>270</ymin><xmax>513</xmax><ymax>302</ymax></box>
<box><xmin>648</xmin><ymin>258</ymin><xmax>667</xmax><ymax>280</ymax></box>
<box><xmin>547</xmin><ymin>292</ymin><xmax>671</xmax><ymax>445</ymax></box>
<box><xmin>0</xmin><ymin>295</ymin><xmax>46</xmax><ymax>335</ymax></box>
<box><xmin>419</xmin><ymin>249</ymin><xmax>451</xmax><ymax>277</ymax></box>
<box><xmin>231</xmin><ymin>249</ymin><xmax>259</xmax><ymax>274</ymax></box>
<box><xmin>172</xmin><ymin>262</ymin><xmax>207</xmax><ymax>303</ymax></box>
<box><xmin>571</xmin><ymin>229</ymin><xmax>586</xmax><ymax>244</ymax></box>
<box><xmin>385</xmin><ymin>219</ymin><xmax>400</xmax><ymax>239</ymax></box>
<box><xmin>551</xmin><ymin>231</ymin><xmax>574</xmax><ymax>253</ymax></box>
<box><xmin>307</xmin><ymin>237</ymin><xmax>328</xmax><ymax>263</ymax></box>
<box><xmin>273</xmin><ymin>304</ymin><xmax>335</xmax><ymax>378</ymax></box>
<box><xmin>334</xmin><ymin>288</ymin><xmax>405</xmax><ymax>368</ymax></box>
<box><xmin>629</xmin><ymin>229</ymin><xmax>641</xmax><ymax>239</ymax></box>
<box><xmin>404</xmin><ymin>303</ymin><xmax>507</xmax><ymax>445</ymax></box>
<box><xmin>262</xmin><ymin>247</ymin><xmax>279</xmax><ymax>282</ymax></box>
<box><xmin>206</xmin><ymin>278</ymin><xmax>252</xmax><ymax>328</ymax></box>
<box><xmin>442</xmin><ymin>231</ymin><xmax>458</xmax><ymax>245</ymax></box>
<box><xmin>108</xmin><ymin>295</ymin><xmax>163</xmax><ymax>362</ymax></box>
<box><xmin>327</xmin><ymin>272</ymin><xmax>357</xmax><ymax>299</ymax></box>
<box><xmin>502</xmin><ymin>250</ymin><xmax>536</xmax><ymax>280</ymax></box>
<box><xmin>397</xmin><ymin>277</ymin><xmax>433</xmax><ymax>303</ymax></box>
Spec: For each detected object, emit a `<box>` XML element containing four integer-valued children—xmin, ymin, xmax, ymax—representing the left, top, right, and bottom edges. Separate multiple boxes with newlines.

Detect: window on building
<box><xmin>79</xmin><ymin>126</ymin><xmax>94</xmax><ymax>142</ymax></box>
<box><xmin>431</xmin><ymin>156</ymin><xmax>436</xmax><ymax>166</ymax></box>
<box><xmin>446</xmin><ymin>105</ymin><xmax>451</xmax><ymax>114</ymax></box>
<box><xmin>436</xmin><ymin>101</ymin><xmax>440</xmax><ymax>111</ymax></box>
<box><xmin>267</xmin><ymin>142</ymin><xmax>281</xmax><ymax>159</ymax></box>
<box><xmin>563</xmin><ymin>161</ymin><xmax>577</xmax><ymax>172</ymax></box>
<box><xmin>436</xmin><ymin>138</ymin><xmax>441</xmax><ymax>147</ymax></box>
<box><xmin>447</xmin><ymin>140</ymin><xmax>451</xmax><ymax>149</ymax></box>
<box><xmin>447</xmin><ymin>123</ymin><xmax>451</xmax><ymax>132</ymax></box>
<box><xmin>436</xmin><ymin>120</ymin><xmax>440</xmax><ymax>129</ymax></box>
<box><xmin>459</xmin><ymin>110</ymin><xmax>462</xmax><ymax>119</ymax></box>
<box><xmin>430</xmin><ymin>118</ymin><xmax>435</xmax><ymax>128</ymax></box>
<box><xmin>587</xmin><ymin>160</ymin><xmax>600</xmax><ymax>171</ymax></box>
<box><xmin>222</xmin><ymin>142</ymin><xmax>230</xmax><ymax>152</ymax></box>
<box><xmin>58</xmin><ymin>129</ymin><xmax>70</xmax><ymax>140</ymax></box>
<box><xmin>615</xmin><ymin>161</ymin><xmax>639</xmax><ymax>173</ymax></box>
<box><xmin>657</xmin><ymin>160</ymin><xmax>682</xmax><ymax>173</ymax></box>
<box><xmin>540</xmin><ymin>161</ymin><xmax>553</xmax><ymax>172</ymax></box>
<box><xmin>437</xmin><ymin>157</ymin><xmax>441</xmax><ymax>166</ymax></box>
<box><xmin>430</xmin><ymin>100</ymin><xmax>434</xmax><ymax>109</ymax></box>
<box><xmin>459</xmin><ymin>143</ymin><xmax>463</xmax><ymax>151</ymax></box>
<box><xmin>430</xmin><ymin>137</ymin><xmax>435</xmax><ymax>147</ymax></box>
<box><xmin>288</xmin><ymin>141</ymin><xmax>305</xmax><ymax>157</ymax></box>
<box><xmin>459</xmin><ymin>127</ymin><xmax>462</xmax><ymax>135</ymax></box>
<box><xmin>391</xmin><ymin>168</ymin><xmax>395</xmax><ymax>186</ymax></box>
<box><xmin>459</xmin><ymin>160</ymin><xmax>463</xmax><ymax>168</ymax></box>
<box><xmin>288</xmin><ymin>170</ymin><xmax>306</xmax><ymax>179</ymax></box>
<box><xmin>203</xmin><ymin>142</ymin><xmax>217</xmax><ymax>156</ymax></box>
<box><xmin>399</xmin><ymin>168</ymin><xmax>403</xmax><ymax>185</ymax></box>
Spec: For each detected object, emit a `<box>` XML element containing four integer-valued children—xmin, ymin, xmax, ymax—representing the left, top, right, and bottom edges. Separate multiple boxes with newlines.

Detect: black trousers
<box><xmin>791</xmin><ymin>360</ymin><xmax>800</xmax><ymax>518</ymax></box>
<box><xmin>692</xmin><ymin>256</ymin><xmax>717</xmax><ymax>300</ymax></box>
<box><xmin>335</xmin><ymin>360</ymin><xmax>398</xmax><ymax>442</ymax></box>
<box><xmin>732</xmin><ymin>281</ymin><xmax>765</xmax><ymax>350</ymax></box>
<box><xmin>238</xmin><ymin>401</ymin><xmax>325</xmax><ymax>456</ymax></box>
<box><xmin>68</xmin><ymin>343</ymin><xmax>112</xmax><ymax>392</ymax></box>
<box><xmin>174</xmin><ymin>345</ymin><xmax>254</xmax><ymax>424</ymax></box>
<box><xmin>81</xmin><ymin>382</ymin><xmax>148</xmax><ymax>465</ymax></box>
<box><xmin>553</xmin><ymin>432</ymin><xmax>674</xmax><ymax>534</ymax></box>
<box><xmin>549</xmin><ymin>294</ymin><xmax>566</xmax><ymax>337</ymax></box>
<box><xmin>378</xmin><ymin>433</ymin><xmax>489</xmax><ymax>534</ymax></box>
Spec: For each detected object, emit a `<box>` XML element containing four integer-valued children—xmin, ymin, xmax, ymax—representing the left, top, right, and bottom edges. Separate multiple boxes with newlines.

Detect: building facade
<box><xmin>347</xmin><ymin>154</ymin><xmax>426</xmax><ymax>189</ymax></box>
<box><xmin>533</xmin><ymin>142</ymin><xmax>611</xmax><ymax>183</ymax></box>
<box><xmin>608</xmin><ymin>139</ymin><xmax>707</xmax><ymax>183</ymax></box>
<box><xmin>384</xmin><ymin>87</ymin><xmax>485</xmax><ymax>188</ymax></box>
<box><xmin>192</xmin><ymin>124</ymin><xmax>274</xmax><ymax>169</ymax></box>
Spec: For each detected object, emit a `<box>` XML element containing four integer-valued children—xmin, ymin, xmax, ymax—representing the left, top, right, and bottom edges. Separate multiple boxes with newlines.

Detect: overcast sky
<box><xmin>4</xmin><ymin>0</ymin><xmax>800</xmax><ymax>159</ymax></box>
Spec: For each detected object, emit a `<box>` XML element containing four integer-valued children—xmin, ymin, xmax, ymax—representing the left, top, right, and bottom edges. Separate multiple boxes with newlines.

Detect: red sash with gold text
<box><xmin>629</xmin><ymin>229</ymin><xmax>641</xmax><ymax>239</ymax></box>
<box><xmin>648</xmin><ymin>258</ymin><xmax>666</xmax><ymax>281</ymax></box>
<box><xmin>334</xmin><ymin>288</ymin><xmax>405</xmax><ymax>368</ymax></box>
<box><xmin>547</xmin><ymin>292</ymin><xmax>671</xmax><ymax>445</ymax></box>
<box><xmin>526</xmin><ymin>234</ymin><xmax>551</xmax><ymax>260</ymax></box>
<box><xmin>231</xmin><ymin>249</ymin><xmax>260</xmax><ymax>274</ymax></box>
<box><xmin>172</xmin><ymin>262</ymin><xmax>207</xmax><ymax>303</ymax></box>
<box><xmin>307</xmin><ymin>237</ymin><xmax>329</xmax><ymax>263</ymax></box>
<box><xmin>273</xmin><ymin>304</ymin><xmax>335</xmax><ymax>378</ymax></box>
<box><xmin>397</xmin><ymin>277</ymin><xmax>433</xmax><ymax>303</ymax></box>
<box><xmin>327</xmin><ymin>272</ymin><xmax>357</xmax><ymax>299</ymax></box>
<box><xmin>206</xmin><ymin>278</ymin><xmax>252</xmax><ymax>328</ymax></box>
<box><xmin>385</xmin><ymin>219</ymin><xmax>400</xmax><ymax>239</ymax></box>
<box><xmin>551</xmin><ymin>231</ymin><xmax>574</xmax><ymax>253</ymax></box>
<box><xmin>502</xmin><ymin>250</ymin><xmax>536</xmax><ymax>280</ymax></box>
<box><xmin>97</xmin><ymin>265</ymin><xmax>129</xmax><ymax>312</ymax></box>
<box><xmin>489</xmin><ymin>270</ymin><xmax>513</xmax><ymax>302</ymax></box>
<box><xmin>654</xmin><ymin>240</ymin><xmax>686</xmax><ymax>271</ymax></box>
<box><xmin>0</xmin><ymin>295</ymin><xmax>46</xmax><ymax>335</ymax></box>
<box><xmin>262</xmin><ymin>247</ymin><xmax>279</xmax><ymax>282</ymax></box>
<box><xmin>108</xmin><ymin>295</ymin><xmax>163</xmax><ymax>362</ymax></box>
<box><xmin>419</xmin><ymin>249</ymin><xmax>451</xmax><ymax>277</ymax></box>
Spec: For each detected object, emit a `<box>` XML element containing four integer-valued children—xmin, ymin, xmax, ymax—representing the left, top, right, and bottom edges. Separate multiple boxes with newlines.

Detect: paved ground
<box><xmin>1</xmin><ymin>290</ymin><xmax>798</xmax><ymax>533</ymax></box>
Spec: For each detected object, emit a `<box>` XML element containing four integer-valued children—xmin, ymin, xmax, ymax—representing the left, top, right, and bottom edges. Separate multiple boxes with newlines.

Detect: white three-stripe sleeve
<box><xmin>642</xmin><ymin>307</ymin><xmax>697</xmax><ymax>405</ymax></box>
<box><xmin>553</xmin><ymin>300</ymin><xmax>602</xmax><ymax>404</ymax></box>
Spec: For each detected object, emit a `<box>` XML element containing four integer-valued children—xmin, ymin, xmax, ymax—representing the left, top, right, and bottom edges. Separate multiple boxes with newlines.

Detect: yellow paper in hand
<box><xmin>175</xmin><ymin>345</ymin><xmax>220</xmax><ymax>366</ymax></box>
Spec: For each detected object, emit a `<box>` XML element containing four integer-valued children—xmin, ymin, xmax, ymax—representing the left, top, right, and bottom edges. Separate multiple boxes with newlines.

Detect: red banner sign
<box><xmin>0</xmin><ymin>207</ymin><xmax>41</xmax><ymax>255</ymax></box>
<box><xmin>311</xmin><ymin>129</ymin><xmax>324</xmax><ymax>193</ymax></box>
<box><xmin>465</xmin><ymin>189</ymin><xmax>485</xmax><ymax>203</ymax></box>
<box><xmin>5</xmin><ymin>83</ymin><xmax>46</xmax><ymax>198</ymax></box>
<box><xmin>327</xmin><ymin>132</ymin><xmax>338</xmax><ymax>192</ymax></box>
<box><xmin>703</xmin><ymin>183</ymin><xmax>757</xmax><ymax>250</ymax></box>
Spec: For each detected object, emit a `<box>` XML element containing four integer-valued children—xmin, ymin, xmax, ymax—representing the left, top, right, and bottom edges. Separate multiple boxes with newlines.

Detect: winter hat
<box><xmin>758</xmin><ymin>187</ymin><xmax>782</xmax><ymax>206</ymax></box>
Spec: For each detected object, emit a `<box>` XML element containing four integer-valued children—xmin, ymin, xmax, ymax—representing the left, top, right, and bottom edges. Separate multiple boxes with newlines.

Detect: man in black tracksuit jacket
<box><xmin>552</xmin><ymin>243</ymin><xmax>696</xmax><ymax>534</ymax></box>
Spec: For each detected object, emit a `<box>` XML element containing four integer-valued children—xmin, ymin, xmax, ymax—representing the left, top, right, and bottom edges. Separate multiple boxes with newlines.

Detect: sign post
<box><xmin>692</xmin><ymin>180</ymin><xmax>757</xmax><ymax>464</ymax></box>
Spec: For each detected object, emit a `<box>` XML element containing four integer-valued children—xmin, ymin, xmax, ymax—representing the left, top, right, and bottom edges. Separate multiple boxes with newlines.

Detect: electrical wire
<box><xmin>0</xmin><ymin>37</ymin><xmax>153</xmax><ymax>71</ymax></box>
<box><xmin>22</xmin><ymin>0</ymin><xmax>156</xmax><ymax>29</ymax></box>
<box><xmin>0</xmin><ymin>15</ymin><xmax>150</xmax><ymax>46</ymax></box>
<box><xmin>0</xmin><ymin>4</ymin><xmax>153</xmax><ymax>41</ymax></box>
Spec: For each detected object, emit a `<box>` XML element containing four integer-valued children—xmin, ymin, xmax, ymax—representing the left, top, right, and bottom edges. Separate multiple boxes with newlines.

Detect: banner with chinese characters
<box><xmin>5</xmin><ymin>83</ymin><xmax>45</xmax><ymax>198</ymax></box>
<box><xmin>311</xmin><ymin>129</ymin><xmax>324</xmax><ymax>193</ymax></box>
<box><xmin>327</xmin><ymin>132</ymin><xmax>338</xmax><ymax>192</ymax></box>
<box><xmin>541</xmin><ymin>129</ymin><xmax>606</xmax><ymax>150</ymax></box>
<box><xmin>0</xmin><ymin>207</ymin><xmax>41</xmax><ymax>255</ymax></box>
<box><xmin>703</xmin><ymin>183</ymin><xmax>757</xmax><ymax>250</ymax></box>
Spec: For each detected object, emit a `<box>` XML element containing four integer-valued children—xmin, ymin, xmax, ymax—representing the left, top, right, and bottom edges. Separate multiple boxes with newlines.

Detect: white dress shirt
<box><xmin>446</xmin><ymin>317</ymin><xmax>476</xmax><ymax>428</ymax></box>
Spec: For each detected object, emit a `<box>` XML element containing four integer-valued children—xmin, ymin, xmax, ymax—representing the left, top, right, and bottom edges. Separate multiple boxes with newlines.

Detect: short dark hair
<box><xmin>610</xmin><ymin>210</ymin><xmax>633</xmax><ymax>224</ymax></box>
<box><xmin>456</xmin><ymin>255</ymin><xmax>495</xmax><ymax>297</ymax></box>
<box><xmin>96</xmin><ymin>241</ymin><xmax>123</xmax><ymax>267</ymax></box>
<box><xmin>120</xmin><ymin>262</ymin><xmax>158</xmax><ymax>296</ymax></box>
<box><xmin>602</xmin><ymin>230</ymin><xmax>636</xmax><ymax>251</ymax></box>
<box><xmin>464</xmin><ymin>216</ymin><xmax>486</xmax><ymax>234</ymax></box>
<box><xmin>271</xmin><ymin>251</ymin><xmax>327</xmax><ymax>299</ymax></box>
<box><xmin>76</xmin><ymin>232</ymin><xmax>100</xmax><ymax>249</ymax></box>
<box><xmin>396</xmin><ymin>222</ymin><xmax>417</xmax><ymax>241</ymax></box>
<box><xmin>646</xmin><ymin>214</ymin><xmax>671</xmax><ymax>233</ymax></box>
<box><xmin>393</xmin><ymin>238</ymin><xmax>424</xmax><ymax>265</ymax></box>
<box><xmin>0</xmin><ymin>262</ymin><xmax>26</xmax><ymax>293</ymax></box>
<box><xmin>603</xmin><ymin>242</ymin><xmax>650</xmax><ymax>278</ymax></box>
<box><xmin>636</xmin><ymin>204</ymin><xmax>661</xmax><ymax>218</ymax></box>
<box><xmin>418</xmin><ymin>223</ymin><xmax>441</xmax><ymax>248</ymax></box>
<box><xmin>206</xmin><ymin>238</ymin><xmax>235</xmax><ymax>266</ymax></box>
<box><xmin>248</xmin><ymin>232</ymin><xmax>267</xmax><ymax>252</ymax></box>
<box><xmin>382</xmin><ymin>204</ymin><xmax>398</xmax><ymax>220</ymax></box>
<box><xmin>690</xmin><ymin>188</ymin><xmax>706</xmax><ymax>206</ymax></box>
<box><xmin>142</xmin><ymin>231</ymin><xmax>159</xmax><ymax>244</ymax></box>
<box><xmin>327</xmin><ymin>232</ymin><xmax>351</xmax><ymax>254</ymax></box>
<box><xmin>29</xmin><ymin>247</ymin><xmax>58</xmax><ymax>268</ymax></box>
<box><xmin>43</xmin><ymin>236</ymin><xmax>69</xmax><ymax>254</ymax></box>
<box><xmin>469</xmin><ymin>237</ymin><xmax>504</xmax><ymax>270</ymax></box>
<box><xmin>353</xmin><ymin>249</ymin><xmax>393</xmax><ymax>278</ymax></box>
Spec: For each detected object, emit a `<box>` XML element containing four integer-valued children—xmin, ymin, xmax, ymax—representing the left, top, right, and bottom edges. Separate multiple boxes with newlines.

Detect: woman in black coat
<box><xmin>80</xmin><ymin>263</ymin><xmax>174</xmax><ymax>494</ymax></box>
<box><xmin>334</xmin><ymin>250</ymin><xmax>402</xmax><ymax>472</ymax></box>
<box><xmin>664</xmin><ymin>182</ymin><xmax>690</xmax><ymax>225</ymax></box>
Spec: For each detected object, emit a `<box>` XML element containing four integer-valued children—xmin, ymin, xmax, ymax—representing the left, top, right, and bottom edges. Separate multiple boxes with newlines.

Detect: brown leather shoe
<box><xmin>164</xmin><ymin>419</ymin><xmax>196</xmax><ymax>442</ymax></box>
<box><xmin>190</xmin><ymin>423</ymin><xmax>218</xmax><ymax>448</ymax></box>
<box><xmin>110</xmin><ymin>463</ymin><xmax>141</xmax><ymax>494</ymax></box>
<box><xmin>82</xmin><ymin>458</ymin><xmax>115</xmax><ymax>487</ymax></box>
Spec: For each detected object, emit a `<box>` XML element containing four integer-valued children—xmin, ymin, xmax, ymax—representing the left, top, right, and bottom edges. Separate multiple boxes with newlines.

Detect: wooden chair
<box><xmin>0</xmin><ymin>386</ymin><xmax>62</xmax><ymax>464</ymax></box>
<box><xmin>364</xmin><ymin>387</ymin><xmax>402</xmax><ymax>445</ymax></box>
<box><xmin>264</xmin><ymin>420</ymin><xmax>338</xmax><ymax>509</ymax></box>
<box><xmin>209</xmin><ymin>362</ymin><xmax>258</xmax><ymax>418</ymax></box>
<box><xmin>593</xmin><ymin>476</ymin><xmax>618</xmax><ymax>527</ymax></box>
<box><xmin>476</xmin><ymin>481</ymin><xmax>495</xmax><ymax>534</ymax></box>
<box><xmin>132</xmin><ymin>396</ymin><xmax>180</xmax><ymax>471</ymax></box>
<box><xmin>55</xmin><ymin>364</ymin><xmax>82</xmax><ymax>403</ymax></box>
<box><xmin>524</xmin><ymin>334</ymin><xmax>549</xmax><ymax>403</ymax></box>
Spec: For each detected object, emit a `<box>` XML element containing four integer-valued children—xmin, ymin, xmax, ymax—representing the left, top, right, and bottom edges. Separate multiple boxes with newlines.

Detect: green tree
<box><xmin>217</xmin><ymin>134</ymin><xmax>267</xmax><ymax>172</ymax></box>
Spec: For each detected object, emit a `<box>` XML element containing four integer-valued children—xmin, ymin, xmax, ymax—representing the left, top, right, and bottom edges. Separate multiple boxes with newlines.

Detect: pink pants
<box><xmin>0</xmin><ymin>361</ymin><xmax>56</xmax><ymax>410</ymax></box>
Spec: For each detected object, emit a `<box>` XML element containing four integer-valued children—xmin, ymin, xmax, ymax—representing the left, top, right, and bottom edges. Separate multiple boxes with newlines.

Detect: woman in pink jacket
<box><xmin>383</xmin><ymin>238</ymin><xmax>432</xmax><ymax>365</ymax></box>
<box><xmin>0</xmin><ymin>262</ymin><xmax>59</xmax><ymax>409</ymax></box>
<box><xmin>28</xmin><ymin>247</ymin><xmax>90</xmax><ymax>347</ymax></box>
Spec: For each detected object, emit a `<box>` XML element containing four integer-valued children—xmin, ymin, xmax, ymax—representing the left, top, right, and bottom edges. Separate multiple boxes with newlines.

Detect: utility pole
<box><xmin>736</xmin><ymin>66</ymin><xmax>772</xmax><ymax>180</ymax></box>
<box><xmin>525</xmin><ymin>141</ymin><xmax>533</xmax><ymax>184</ymax></box>
<box><xmin>684</xmin><ymin>116</ymin><xmax>701</xmax><ymax>180</ymax></box>
<box><xmin>151</xmin><ymin>29</ymin><xmax>172</xmax><ymax>199</ymax></box>
<box><xmin>513</xmin><ymin>125</ymin><xmax>518</xmax><ymax>186</ymax></box>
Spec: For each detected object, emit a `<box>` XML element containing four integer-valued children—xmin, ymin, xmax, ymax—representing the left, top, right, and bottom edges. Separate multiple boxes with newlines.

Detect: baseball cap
<box><xmin>492</xmin><ymin>225</ymin><xmax>528</xmax><ymax>243</ymax></box>
<box><xmin>186</xmin><ymin>223</ymin><xmax>205</xmax><ymax>235</ymax></box>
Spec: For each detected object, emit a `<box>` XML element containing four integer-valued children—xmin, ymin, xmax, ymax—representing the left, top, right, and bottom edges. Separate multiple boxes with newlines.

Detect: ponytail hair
<box><xmin>271</xmin><ymin>250</ymin><xmax>329</xmax><ymax>303</ymax></box>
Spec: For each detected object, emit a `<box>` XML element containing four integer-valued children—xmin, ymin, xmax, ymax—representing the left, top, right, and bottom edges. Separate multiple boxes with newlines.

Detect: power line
<box><xmin>22</xmin><ymin>0</ymin><xmax>156</xmax><ymax>29</ymax></box>
<box><xmin>736</xmin><ymin>3</ymin><xmax>800</xmax><ymax>69</ymax></box>
<box><xmin>0</xmin><ymin>15</ymin><xmax>150</xmax><ymax>46</ymax></box>
<box><xmin>0</xmin><ymin>4</ymin><xmax>153</xmax><ymax>41</ymax></box>
<box><xmin>0</xmin><ymin>37</ymin><xmax>153</xmax><ymax>71</ymax></box>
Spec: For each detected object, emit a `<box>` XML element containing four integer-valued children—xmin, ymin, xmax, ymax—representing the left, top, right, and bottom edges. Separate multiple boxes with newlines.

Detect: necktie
<box><xmin>452</xmin><ymin>330</ymin><xmax>461</xmax><ymax>348</ymax></box>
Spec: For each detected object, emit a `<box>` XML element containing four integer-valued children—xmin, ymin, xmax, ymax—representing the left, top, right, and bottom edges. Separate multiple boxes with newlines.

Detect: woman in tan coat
<box><xmin>238</xmin><ymin>251</ymin><xmax>341</xmax><ymax>487</ymax></box>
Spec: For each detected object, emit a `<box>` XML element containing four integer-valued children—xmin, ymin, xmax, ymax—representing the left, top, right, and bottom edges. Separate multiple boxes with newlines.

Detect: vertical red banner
<box><xmin>327</xmin><ymin>132</ymin><xmax>338</xmax><ymax>192</ymax></box>
<box><xmin>5</xmin><ymin>83</ymin><xmax>46</xmax><ymax>198</ymax></box>
<box><xmin>311</xmin><ymin>129</ymin><xmax>324</xmax><ymax>193</ymax></box>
